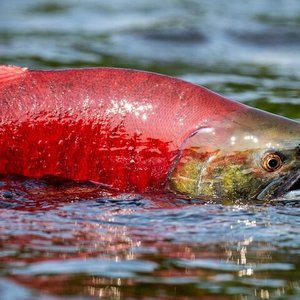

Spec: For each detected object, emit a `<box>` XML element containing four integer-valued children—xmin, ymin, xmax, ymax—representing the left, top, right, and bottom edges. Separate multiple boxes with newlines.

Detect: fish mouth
<box><xmin>272</xmin><ymin>172</ymin><xmax>300</xmax><ymax>201</ymax></box>
<box><xmin>286</xmin><ymin>174</ymin><xmax>300</xmax><ymax>192</ymax></box>
<box><xmin>255</xmin><ymin>171</ymin><xmax>300</xmax><ymax>201</ymax></box>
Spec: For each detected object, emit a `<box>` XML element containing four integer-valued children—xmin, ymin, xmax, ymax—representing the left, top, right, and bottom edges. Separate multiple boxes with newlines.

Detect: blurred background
<box><xmin>1</xmin><ymin>0</ymin><xmax>300</xmax><ymax>119</ymax></box>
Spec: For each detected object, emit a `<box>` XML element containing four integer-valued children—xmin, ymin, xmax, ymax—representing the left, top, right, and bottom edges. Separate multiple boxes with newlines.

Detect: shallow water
<box><xmin>0</xmin><ymin>1</ymin><xmax>300</xmax><ymax>299</ymax></box>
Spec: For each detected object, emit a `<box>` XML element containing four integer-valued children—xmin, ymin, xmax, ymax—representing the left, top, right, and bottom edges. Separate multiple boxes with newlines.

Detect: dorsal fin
<box><xmin>0</xmin><ymin>65</ymin><xmax>28</xmax><ymax>84</ymax></box>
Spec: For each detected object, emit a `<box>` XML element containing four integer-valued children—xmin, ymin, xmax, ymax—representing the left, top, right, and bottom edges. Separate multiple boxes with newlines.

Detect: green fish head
<box><xmin>169</xmin><ymin>108</ymin><xmax>300</xmax><ymax>201</ymax></box>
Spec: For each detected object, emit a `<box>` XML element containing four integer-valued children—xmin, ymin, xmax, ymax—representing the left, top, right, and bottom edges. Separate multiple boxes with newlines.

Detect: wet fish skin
<box><xmin>0</xmin><ymin>65</ymin><xmax>299</xmax><ymax>201</ymax></box>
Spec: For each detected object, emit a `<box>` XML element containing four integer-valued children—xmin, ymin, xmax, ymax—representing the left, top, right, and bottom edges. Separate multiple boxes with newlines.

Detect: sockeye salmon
<box><xmin>0</xmin><ymin>65</ymin><xmax>300</xmax><ymax>201</ymax></box>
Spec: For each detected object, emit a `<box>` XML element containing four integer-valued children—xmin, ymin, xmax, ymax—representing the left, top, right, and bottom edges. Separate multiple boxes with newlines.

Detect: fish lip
<box><xmin>255</xmin><ymin>171</ymin><xmax>300</xmax><ymax>201</ymax></box>
<box><xmin>274</xmin><ymin>171</ymin><xmax>300</xmax><ymax>198</ymax></box>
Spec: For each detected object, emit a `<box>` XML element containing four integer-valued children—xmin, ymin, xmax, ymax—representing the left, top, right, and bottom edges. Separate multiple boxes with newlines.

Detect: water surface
<box><xmin>0</xmin><ymin>1</ymin><xmax>300</xmax><ymax>299</ymax></box>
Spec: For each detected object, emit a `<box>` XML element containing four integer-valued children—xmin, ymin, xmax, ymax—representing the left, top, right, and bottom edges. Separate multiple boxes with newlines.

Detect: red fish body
<box><xmin>0</xmin><ymin>66</ymin><xmax>245</xmax><ymax>192</ymax></box>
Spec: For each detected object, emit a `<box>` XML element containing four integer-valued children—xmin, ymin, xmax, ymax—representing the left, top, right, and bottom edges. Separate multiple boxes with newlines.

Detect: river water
<box><xmin>0</xmin><ymin>1</ymin><xmax>300</xmax><ymax>299</ymax></box>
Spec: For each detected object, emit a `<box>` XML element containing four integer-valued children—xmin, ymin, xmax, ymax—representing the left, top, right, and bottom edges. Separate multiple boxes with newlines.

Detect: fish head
<box><xmin>169</xmin><ymin>108</ymin><xmax>300</xmax><ymax>201</ymax></box>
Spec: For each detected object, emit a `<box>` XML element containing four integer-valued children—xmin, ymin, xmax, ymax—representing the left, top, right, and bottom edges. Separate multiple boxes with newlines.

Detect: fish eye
<box><xmin>262</xmin><ymin>152</ymin><xmax>283</xmax><ymax>172</ymax></box>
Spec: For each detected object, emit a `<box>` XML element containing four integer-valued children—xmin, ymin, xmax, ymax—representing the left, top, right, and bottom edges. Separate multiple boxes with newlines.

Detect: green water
<box><xmin>0</xmin><ymin>1</ymin><xmax>300</xmax><ymax>299</ymax></box>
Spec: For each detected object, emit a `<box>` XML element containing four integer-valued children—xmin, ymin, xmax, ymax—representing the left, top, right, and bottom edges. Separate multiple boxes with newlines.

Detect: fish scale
<box><xmin>0</xmin><ymin>65</ymin><xmax>299</xmax><ymax>200</ymax></box>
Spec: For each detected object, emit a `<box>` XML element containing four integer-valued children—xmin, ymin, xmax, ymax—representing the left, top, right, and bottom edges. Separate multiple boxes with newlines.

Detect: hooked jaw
<box><xmin>271</xmin><ymin>146</ymin><xmax>300</xmax><ymax>201</ymax></box>
<box><xmin>169</xmin><ymin>107</ymin><xmax>300</xmax><ymax>202</ymax></box>
<box><xmin>270</xmin><ymin>169</ymin><xmax>300</xmax><ymax>200</ymax></box>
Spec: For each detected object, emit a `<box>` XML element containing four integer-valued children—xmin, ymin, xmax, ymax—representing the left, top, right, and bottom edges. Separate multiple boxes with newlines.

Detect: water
<box><xmin>1</xmin><ymin>1</ymin><xmax>300</xmax><ymax>299</ymax></box>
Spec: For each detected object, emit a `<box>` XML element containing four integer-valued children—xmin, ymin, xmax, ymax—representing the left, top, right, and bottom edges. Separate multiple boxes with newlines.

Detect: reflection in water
<box><xmin>0</xmin><ymin>178</ymin><xmax>300</xmax><ymax>299</ymax></box>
